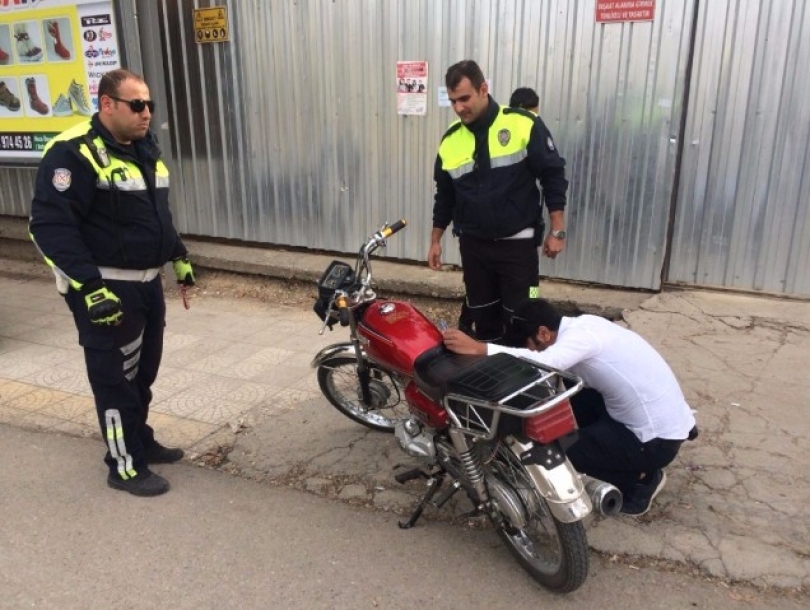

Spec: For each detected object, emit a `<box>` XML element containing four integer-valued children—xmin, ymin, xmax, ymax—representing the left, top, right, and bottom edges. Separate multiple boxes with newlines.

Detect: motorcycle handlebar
<box><xmin>380</xmin><ymin>219</ymin><xmax>407</xmax><ymax>238</ymax></box>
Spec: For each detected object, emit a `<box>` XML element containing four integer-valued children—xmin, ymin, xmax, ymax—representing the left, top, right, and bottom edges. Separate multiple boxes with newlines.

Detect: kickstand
<box><xmin>398</xmin><ymin>474</ymin><xmax>444</xmax><ymax>530</ymax></box>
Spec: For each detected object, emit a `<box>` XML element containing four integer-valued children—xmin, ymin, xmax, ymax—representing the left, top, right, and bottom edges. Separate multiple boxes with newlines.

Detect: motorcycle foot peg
<box><xmin>394</xmin><ymin>467</ymin><xmax>425</xmax><ymax>485</ymax></box>
<box><xmin>431</xmin><ymin>480</ymin><xmax>462</xmax><ymax>509</ymax></box>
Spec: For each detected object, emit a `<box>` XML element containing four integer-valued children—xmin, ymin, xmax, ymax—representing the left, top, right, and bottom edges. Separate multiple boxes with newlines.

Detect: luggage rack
<box><xmin>441</xmin><ymin>353</ymin><xmax>583</xmax><ymax>441</ymax></box>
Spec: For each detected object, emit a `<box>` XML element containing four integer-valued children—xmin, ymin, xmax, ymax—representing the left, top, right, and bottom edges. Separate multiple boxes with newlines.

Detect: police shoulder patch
<box><xmin>52</xmin><ymin>168</ymin><xmax>72</xmax><ymax>192</ymax></box>
<box><xmin>546</xmin><ymin>136</ymin><xmax>555</xmax><ymax>151</ymax></box>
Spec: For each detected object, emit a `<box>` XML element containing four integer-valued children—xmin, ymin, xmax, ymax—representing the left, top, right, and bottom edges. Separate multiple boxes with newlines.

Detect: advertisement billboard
<box><xmin>0</xmin><ymin>0</ymin><xmax>121</xmax><ymax>163</ymax></box>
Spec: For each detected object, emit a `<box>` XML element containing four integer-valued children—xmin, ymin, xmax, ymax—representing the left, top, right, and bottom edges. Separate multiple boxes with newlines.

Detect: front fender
<box><xmin>507</xmin><ymin>437</ymin><xmax>592</xmax><ymax>523</ymax></box>
<box><xmin>311</xmin><ymin>342</ymin><xmax>362</xmax><ymax>368</ymax></box>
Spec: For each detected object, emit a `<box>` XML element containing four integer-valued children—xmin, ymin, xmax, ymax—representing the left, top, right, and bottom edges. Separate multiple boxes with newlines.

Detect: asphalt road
<box><xmin>1</xmin><ymin>426</ymin><xmax>801</xmax><ymax>610</ymax></box>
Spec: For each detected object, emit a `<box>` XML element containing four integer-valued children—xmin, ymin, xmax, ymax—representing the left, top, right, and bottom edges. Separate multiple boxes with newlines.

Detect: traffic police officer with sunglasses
<box><xmin>30</xmin><ymin>69</ymin><xmax>194</xmax><ymax>497</ymax></box>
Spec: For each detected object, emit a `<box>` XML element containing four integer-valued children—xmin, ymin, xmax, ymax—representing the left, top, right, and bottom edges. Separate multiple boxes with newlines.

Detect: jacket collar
<box><xmin>466</xmin><ymin>95</ymin><xmax>500</xmax><ymax>135</ymax></box>
<box><xmin>91</xmin><ymin>113</ymin><xmax>161</xmax><ymax>162</ymax></box>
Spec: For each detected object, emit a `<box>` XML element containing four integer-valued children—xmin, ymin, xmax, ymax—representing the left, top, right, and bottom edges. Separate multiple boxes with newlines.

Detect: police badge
<box><xmin>52</xmin><ymin>168</ymin><xmax>72</xmax><ymax>192</ymax></box>
<box><xmin>498</xmin><ymin>129</ymin><xmax>511</xmax><ymax>146</ymax></box>
<box><xmin>97</xmin><ymin>146</ymin><xmax>109</xmax><ymax>167</ymax></box>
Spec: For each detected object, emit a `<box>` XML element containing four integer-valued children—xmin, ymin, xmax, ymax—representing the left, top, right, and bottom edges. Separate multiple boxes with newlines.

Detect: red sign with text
<box><xmin>596</xmin><ymin>0</ymin><xmax>655</xmax><ymax>23</ymax></box>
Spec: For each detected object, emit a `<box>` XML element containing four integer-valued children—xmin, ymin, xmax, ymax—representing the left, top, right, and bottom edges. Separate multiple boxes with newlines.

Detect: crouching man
<box><xmin>443</xmin><ymin>298</ymin><xmax>697</xmax><ymax>516</ymax></box>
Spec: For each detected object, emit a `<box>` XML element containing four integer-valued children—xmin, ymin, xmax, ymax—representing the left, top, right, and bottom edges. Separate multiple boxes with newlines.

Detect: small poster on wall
<box><xmin>0</xmin><ymin>0</ymin><xmax>122</xmax><ymax>163</ymax></box>
<box><xmin>596</xmin><ymin>0</ymin><xmax>655</xmax><ymax>23</ymax></box>
<box><xmin>396</xmin><ymin>60</ymin><xmax>428</xmax><ymax>116</ymax></box>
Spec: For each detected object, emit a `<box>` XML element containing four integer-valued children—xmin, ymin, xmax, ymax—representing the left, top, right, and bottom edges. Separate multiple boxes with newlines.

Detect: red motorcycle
<box><xmin>312</xmin><ymin>220</ymin><xmax>621</xmax><ymax>593</ymax></box>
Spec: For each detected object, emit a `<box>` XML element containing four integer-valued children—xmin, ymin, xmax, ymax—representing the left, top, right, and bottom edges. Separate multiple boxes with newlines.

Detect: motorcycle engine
<box><xmin>394</xmin><ymin>417</ymin><xmax>436</xmax><ymax>459</ymax></box>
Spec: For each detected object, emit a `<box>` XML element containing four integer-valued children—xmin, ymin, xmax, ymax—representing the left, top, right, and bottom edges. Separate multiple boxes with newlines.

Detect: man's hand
<box><xmin>428</xmin><ymin>243</ymin><xmax>443</xmax><ymax>270</ymax></box>
<box><xmin>82</xmin><ymin>281</ymin><xmax>123</xmax><ymax>326</ymax></box>
<box><xmin>173</xmin><ymin>257</ymin><xmax>195</xmax><ymax>286</ymax></box>
<box><xmin>542</xmin><ymin>233</ymin><xmax>566</xmax><ymax>259</ymax></box>
<box><xmin>443</xmin><ymin>329</ymin><xmax>487</xmax><ymax>355</ymax></box>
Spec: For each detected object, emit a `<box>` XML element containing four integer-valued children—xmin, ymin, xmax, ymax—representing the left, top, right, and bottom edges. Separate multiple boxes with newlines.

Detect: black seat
<box><xmin>414</xmin><ymin>348</ymin><xmax>550</xmax><ymax>409</ymax></box>
<box><xmin>413</xmin><ymin>345</ymin><xmax>486</xmax><ymax>404</ymax></box>
<box><xmin>447</xmin><ymin>352</ymin><xmax>549</xmax><ymax>407</ymax></box>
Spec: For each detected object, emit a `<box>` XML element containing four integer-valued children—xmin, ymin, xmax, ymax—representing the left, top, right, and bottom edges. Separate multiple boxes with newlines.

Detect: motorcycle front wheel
<box><xmin>484</xmin><ymin>442</ymin><xmax>589</xmax><ymax>593</ymax></box>
<box><xmin>317</xmin><ymin>355</ymin><xmax>408</xmax><ymax>432</ymax></box>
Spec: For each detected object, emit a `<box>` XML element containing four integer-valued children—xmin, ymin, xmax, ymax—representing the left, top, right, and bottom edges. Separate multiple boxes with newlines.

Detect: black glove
<box><xmin>81</xmin><ymin>279</ymin><xmax>123</xmax><ymax>325</ymax></box>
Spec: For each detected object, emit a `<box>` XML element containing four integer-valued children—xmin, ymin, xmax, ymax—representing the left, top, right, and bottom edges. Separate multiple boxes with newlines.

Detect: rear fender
<box><xmin>506</xmin><ymin>436</ymin><xmax>592</xmax><ymax>523</ymax></box>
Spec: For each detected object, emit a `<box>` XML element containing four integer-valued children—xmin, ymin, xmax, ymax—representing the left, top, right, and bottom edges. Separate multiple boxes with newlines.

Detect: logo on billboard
<box><xmin>80</xmin><ymin>14</ymin><xmax>112</xmax><ymax>27</ymax></box>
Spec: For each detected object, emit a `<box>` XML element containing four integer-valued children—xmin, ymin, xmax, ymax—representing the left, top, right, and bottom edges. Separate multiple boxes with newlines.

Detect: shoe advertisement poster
<box><xmin>0</xmin><ymin>0</ymin><xmax>121</xmax><ymax>163</ymax></box>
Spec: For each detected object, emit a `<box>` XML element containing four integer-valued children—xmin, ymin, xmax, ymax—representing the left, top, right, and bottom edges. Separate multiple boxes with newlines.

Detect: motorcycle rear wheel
<box><xmin>317</xmin><ymin>355</ymin><xmax>408</xmax><ymax>432</ymax></box>
<box><xmin>484</xmin><ymin>443</ymin><xmax>589</xmax><ymax>593</ymax></box>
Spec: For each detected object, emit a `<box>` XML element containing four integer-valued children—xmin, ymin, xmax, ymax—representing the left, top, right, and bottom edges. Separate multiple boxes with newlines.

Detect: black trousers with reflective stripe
<box><xmin>458</xmin><ymin>235</ymin><xmax>539</xmax><ymax>342</ymax></box>
<box><xmin>65</xmin><ymin>276</ymin><xmax>165</xmax><ymax>478</ymax></box>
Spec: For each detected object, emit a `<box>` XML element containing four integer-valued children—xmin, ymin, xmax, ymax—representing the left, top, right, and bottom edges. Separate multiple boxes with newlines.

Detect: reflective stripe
<box><xmin>122</xmin><ymin>332</ymin><xmax>143</xmax><ymax>381</ymax></box>
<box><xmin>467</xmin><ymin>298</ymin><xmax>501</xmax><ymax>309</ymax></box>
<box><xmin>105</xmin><ymin>409</ymin><xmax>136</xmax><ymax>480</ymax></box>
<box><xmin>448</xmin><ymin>161</ymin><xmax>476</xmax><ymax>180</ymax></box>
<box><xmin>490</xmin><ymin>149</ymin><xmax>527</xmax><ymax>169</ymax></box>
<box><xmin>99</xmin><ymin>267</ymin><xmax>160</xmax><ymax>282</ymax></box>
<box><xmin>120</xmin><ymin>332</ymin><xmax>144</xmax><ymax>357</ymax></box>
<box><xmin>156</xmin><ymin>175</ymin><xmax>170</xmax><ymax>188</ymax></box>
<box><xmin>97</xmin><ymin>176</ymin><xmax>147</xmax><ymax>191</ymax></box>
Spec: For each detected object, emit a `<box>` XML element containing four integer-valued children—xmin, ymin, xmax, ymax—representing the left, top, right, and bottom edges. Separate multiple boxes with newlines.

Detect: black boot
<box><xmin>107</xmin><ymin>470</ymin><xmax>170</xmax><ymax>497</ymax></box>
<box><xmin>144</xmin><ymin>442</ymin><xmax>185</xmax><ymax>464</ymax></box>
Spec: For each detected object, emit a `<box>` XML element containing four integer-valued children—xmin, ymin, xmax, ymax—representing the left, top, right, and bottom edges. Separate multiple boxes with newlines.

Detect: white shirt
<box><xmin>488</xmin><ymin>315</ymin><xmax>696</xmax><ymax>443</ymax></box>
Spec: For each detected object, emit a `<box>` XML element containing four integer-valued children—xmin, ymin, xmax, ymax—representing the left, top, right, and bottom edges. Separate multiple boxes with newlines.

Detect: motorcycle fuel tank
<box><xmin>357</xmin><ymin>300</ymin><xmax>442</xmax><ymax>376</ymax></box>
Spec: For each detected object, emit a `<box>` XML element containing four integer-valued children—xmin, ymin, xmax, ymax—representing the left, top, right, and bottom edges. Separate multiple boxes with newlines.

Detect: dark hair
<box><xmin>445</xmin><ymin>60</ymin><xmax>486</xmax><ymax>91</ymax></box>
<box><xmin>97</xmin><ymin>69</ymin><xmax>145</xmax><ymax>102</ymax></box>
<box><xmin>509</xmin><ymin>87</ymin><xmax>539</xmax><ymax>111</ymax></box>
<box><xmin>503</xmin><ymin>298</ymin><xmax>562</xmax><ymax>347</ymax></box>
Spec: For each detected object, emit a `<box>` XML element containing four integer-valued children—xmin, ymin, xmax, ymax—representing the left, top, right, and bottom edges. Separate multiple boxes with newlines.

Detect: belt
<box><xmin>98</xmin><ymin>266</ymin><xmax>161</xmax><ymax>282</ymax></box>
<box><xmin>498</xmin><ymin>227</ymin><xmax>535</xmax><ymax>240</ymax></box>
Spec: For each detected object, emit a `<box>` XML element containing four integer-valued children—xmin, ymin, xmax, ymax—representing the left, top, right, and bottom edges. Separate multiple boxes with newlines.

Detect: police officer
<box><xmin>429</xmin><ymin>61</ymin><xmax>568</xmax><ymax>341</ymax></box>
<box><xmin>29</xmin><ymin>69</ymin><xmax>194</xmax><ymax>497</ymax></box>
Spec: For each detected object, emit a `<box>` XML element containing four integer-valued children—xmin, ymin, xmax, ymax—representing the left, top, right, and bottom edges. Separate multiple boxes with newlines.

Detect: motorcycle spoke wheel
<box><xmin>485</xmin><ymin>443</ymin><xmax>589</xmax><ymax>593</ymax></box>
<box><xmin>317</xmin><ymin>355</ymin><xmax>408</xmax><ymax>432</ymax></box>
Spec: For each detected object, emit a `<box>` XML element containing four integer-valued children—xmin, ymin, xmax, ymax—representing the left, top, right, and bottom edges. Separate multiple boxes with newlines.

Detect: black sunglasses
<box><xmin>108</xmin><ymin>95</ymin><xmax>155</xmax><ymax>113</ymax></box>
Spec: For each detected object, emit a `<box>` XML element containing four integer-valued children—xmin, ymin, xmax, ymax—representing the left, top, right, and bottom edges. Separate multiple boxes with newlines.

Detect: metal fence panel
<box><xmin>142</xmin><ymin>0</ymin><xmax>694</xmax><ymax>288</ymax></box>
<box><xmin>669</xmin><ymin>0</ymin><xmax>810</xmax><ymax>296</ymax></box>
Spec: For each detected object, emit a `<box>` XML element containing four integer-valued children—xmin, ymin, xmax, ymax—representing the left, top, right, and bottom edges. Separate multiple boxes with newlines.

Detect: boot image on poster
<box><xmin>0</xmin><ymin>24</ymin><xmax>13</xmax><ymax>65</ymax></box>
<box><xmin>14</xmin><ymin>22</ymin><xmax>43</xmax><ymax>63</ymax></box>
<box><xmin>24</xmin><ymin>75</ymin><xmax>50</xmax><ymax>116</ymax></box>
<box><xmin>0</xmin><ymin>80</ymin><xmax>22</xmax><ymax>114</ymax></box>
<box><xmin>44</xmin><ymin>18</ymin><xmax>73</xmax><ymax>61</ymax></box>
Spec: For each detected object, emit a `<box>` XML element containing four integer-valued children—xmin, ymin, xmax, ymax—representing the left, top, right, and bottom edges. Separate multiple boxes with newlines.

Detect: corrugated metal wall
<box><xmin>0</xmin><ymin>167</ymin><xmax>35</xmax><ymax>217</ymax></box>
<box><xmin>2</xmin><ymin>0</ymin><xmax>808</xmax><ymax>296</ymax></box>
<box><xmin>143</xmin><ymin>0</ymin><xmax>694</xmax><ymax>289</ymax></box>
<box><xmin>668</xmin><ymin>0</ymin><xmax>810</xmax><ymax>296</ymax></box>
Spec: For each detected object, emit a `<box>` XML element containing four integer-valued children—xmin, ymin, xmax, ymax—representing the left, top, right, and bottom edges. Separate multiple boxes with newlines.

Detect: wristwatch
<box><xmin>550</xmin><ymin>229</ymin><xmax>567</xmax><ymax>239</ymax></box>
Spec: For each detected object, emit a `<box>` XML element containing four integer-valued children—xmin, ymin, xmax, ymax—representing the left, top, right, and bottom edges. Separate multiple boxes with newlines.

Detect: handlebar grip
<box><xmin>381</xmin><ymin>219</ymin><xmax>407</xmax><ymax>238</ymax></box>
<box><xmin>336</xmin><ymin>295</ymin><xmax>351</xmax><ymax>327</ymax></box>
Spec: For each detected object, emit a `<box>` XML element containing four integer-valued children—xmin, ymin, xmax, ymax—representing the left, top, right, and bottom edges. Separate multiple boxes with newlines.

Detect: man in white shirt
<box><xmin>442</xmin><ymin>298</ymin><xmax>697</xmax><ymax>516</ymax></box>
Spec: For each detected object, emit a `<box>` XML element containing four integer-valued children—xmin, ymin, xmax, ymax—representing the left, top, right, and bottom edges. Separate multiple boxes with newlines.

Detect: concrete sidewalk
<box><xmin>0</xmin><ymin>217</ymin><xmax>808</xmax><ymax>593</ymax></box>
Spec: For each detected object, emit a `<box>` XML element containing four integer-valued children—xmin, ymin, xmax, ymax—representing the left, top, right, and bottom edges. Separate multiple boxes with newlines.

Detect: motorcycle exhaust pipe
<box><xmin>581</xmin><ymin>475</ymin><xmax>622</xmax><ymax>516</ymax></box>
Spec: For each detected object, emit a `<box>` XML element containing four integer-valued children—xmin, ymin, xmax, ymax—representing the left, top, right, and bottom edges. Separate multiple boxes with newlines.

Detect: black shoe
<box><xmin>620</xmin><ymin>470</ymin><xmax>667</xmax><ymax>516</ymax></box>
<box><xmin>144</xmin><ymin>443</ymin><xmax>185</xmax><ymax>464</ymax></box>
<box><xmin>107</xmin><ymin>470</ymin><xmax>170</xmax><ymax>497</ymax></box>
